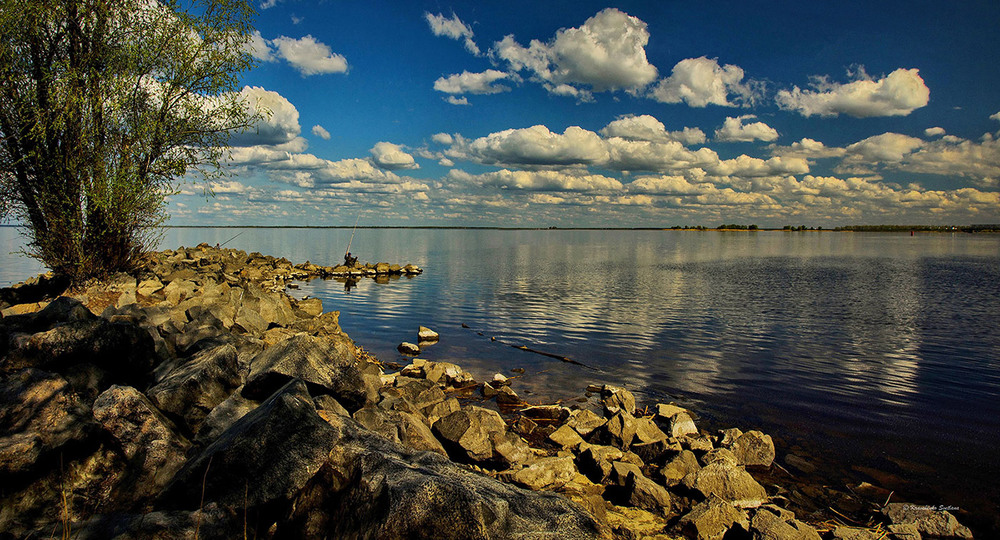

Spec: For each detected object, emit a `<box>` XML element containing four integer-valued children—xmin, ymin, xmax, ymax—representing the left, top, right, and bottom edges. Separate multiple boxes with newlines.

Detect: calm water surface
<box><xmin>3</xmin><ymin>226</ymin><xmax>999</xmax><ymax>528</ymax></box>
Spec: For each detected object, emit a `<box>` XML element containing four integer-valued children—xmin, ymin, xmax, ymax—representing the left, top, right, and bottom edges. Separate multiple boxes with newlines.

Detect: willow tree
<box><xmin>0</xmin><ymin>0</ymin><xmax>257</xmax><ymax>281</ymax></box>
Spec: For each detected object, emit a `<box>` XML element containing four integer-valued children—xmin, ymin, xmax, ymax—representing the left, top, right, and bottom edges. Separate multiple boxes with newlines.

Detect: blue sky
<box><xmin>170</xmin><ymin>0</ymin><xmax>1000</xmax><ymax>227</ymax></box>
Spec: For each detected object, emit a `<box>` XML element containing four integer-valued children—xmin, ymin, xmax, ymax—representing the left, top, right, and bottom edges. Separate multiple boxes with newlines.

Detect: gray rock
<box><xmin>717</xmin><ymin>427</ymin><xmax>744</xmax><ymax>448</ymax></box>
<box><xmin>422</xmin><ymin>398</ymin><xmax>460</xmax><ymax>426</ymax></box>
<box><xmin>352</xmin><ymin>406</ymin><xmax>447</xmax><ymax>456</ymax></box>
<box><xmin>625</xmin><ymin>469</ymin><xmax>673</xmax><ymax>514</ymax></box>
<box><xmin>511</xmin><ymin>455</ymin><xmax>578</xmax><ymax>491</ymax></box>
<box><xmin>0</xmin><ymin>432</ymin><xmax>43</xmax><ymax>476</ymax></box>
<box><xmin>633</xmin><ymin>416</ymin><xmax>669</xmax><ymax>444</ymax></box>
<box><xmin>0</xmin><ymin>369</ymin><xmax>93</xmax><ymax>463</ymax></box>
<box><xmin>295</xmin><ymin>297</ymin><xmax>323</xmax><ymax>318</ymax></box>
<box><xmin>661</xmin><ymin>449</ymin><xmax>701</xmax><ymax>487</ymax></box>
<box><xmin>159</xmin><ymin>379</ymin><xmax>340</xmax><ymax>512</ymax></box>
<box><xmin>685</xmin><ymin>461</ymin><xmax>768</xmax><ymax>508</ymax></box>
<box><xmin>567</xmin><ymin>408</ymin><xmax>606</xmax><ymax>437</ymax></box>
<box><xmin>92</xmin><ymin>385</ymin><xmax>190</xmax><ymax>493</ymax></box>
<box><xmin>233</xmin><ymin>304</ymin><xmax>269</xmax><ymax>334</ymax></box>
<box><xmin>241</xmin><ymin>283</ymin><xmax>296</xmax><ymax>327</ymax></box>
<box><xmin>549</xmin><ymin>424</ymin><xmax>585</xmax><ymax>450</ymax></box>
<box><xmin>397</xmin><ymin>341</ymin><xmax>420</xmax><ymax>355</ymax></box>
<box><xmin>146</xmin><ymin>344</ymin><xmax>241</xmax><ymax>433</ymax></box>
<box><xmin>656</xmin><ymin>403</ymin><xmax>699</xmax><ymax>438</ymax></box>
<box><xmin>680</xmin><ymin>433</ymin><xmax>716</xmax><ymax>455</ymax></box>
<box><xmin>591</xmin><ymin>411</ymin><xmax>637</xmax><ymax>449</ymax></box>
<box><xmin>280</xmin><ymin>413</ymin><xmax>602</xmax><ymax>539</ymax></box>
<box><xmin>313</xmin><ymin>394</ymin><xmax>349</xmax><ymax>417</ymax></box>
<box><xmin>417</xmin><ymin>326</ymin><xmax>439</xmax><ymax>341</ymax></box>
<box><xmin>495</xmin><ymin>385</ymin><xmax>524</xmax><ymax>406</ymax></box>
<box><xmin>423</xmin><ymin>361</ymin><xmax>474</xmax><ymax>387</ymax></box>
<box><xmin>394</xmin><ymin>379</ymin><xmax>446</xmax><ymax>411</ymax></box>
<box><xmin>701</xmin><ymin>447</ymin><xmax>739</xmax><ymax>467</ymax></box>
<box><xmin>244</xmin><ymin>334</ymin><xmax>376</xmax><ymax>411</ymax></box>
<box><xmin>883</xmin><ymin>502</ymin><xmax>973</xmax><ymax>539</ymax></box>
<box><xmin>750</xmin><ymin>505</ymin><xmax>822</xmax><ymax>540</ymax></box>
<box><xmin>194</xmin><ymin>387</ymin><xmax>260</xmax><ymax>445</ymax></box>
<box><xmin>601</xmin><ymin>385</ymin><xmax>636</xmax><ymax>416</ymax></box>
<box><xmin>432</xmin><ymin>406</ymin><xmax>530</xmax><ymax>468</ymax></box>
<box><xmin>631</xmin><ymin>437</ymin><xmax>682</xmax><ymax>465</ymax></box>
<box><xmin>576</xmin><ymin>444</ymin><xmax>642</xmax><ymax>484</ymax></box>
<box><xmin>732</xmin><ymin>430</ymin><xmax>775</xmax><ymax>467</ymax></box>
<box><xmin>70</xmin><ymin>503</ymin><xmax>236</xmax><ymax>540</ymax></box>
<box><xmin>290</xmin><ymin>310</ymin><xmax>344</xmax><ymax>337</ymax></box>
<box><xmin>8</xmin><ymin>318</ymin><xmax>155</xmax><ymax>386</ymax></box>
<box><xmin>679</xmin><ymin>495</ymin><xmax>750</xmax><ymax>540</ymax></box>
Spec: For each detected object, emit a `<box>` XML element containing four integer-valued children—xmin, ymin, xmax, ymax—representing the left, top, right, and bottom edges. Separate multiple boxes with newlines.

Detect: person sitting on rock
<box><xmin>344</xmin><ymin>252</ymin><xmax>358</xmax><ymax>267</ymax></box>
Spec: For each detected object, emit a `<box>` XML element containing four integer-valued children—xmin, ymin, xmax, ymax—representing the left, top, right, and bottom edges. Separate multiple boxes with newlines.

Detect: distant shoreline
<box><xmin>2</xmin><ymin>224</ymin><xmax>997</xmax><ymax>232</ymax></box>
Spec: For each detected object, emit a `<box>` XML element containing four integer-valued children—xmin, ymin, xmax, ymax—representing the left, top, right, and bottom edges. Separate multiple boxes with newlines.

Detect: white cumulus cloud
<box><xmin>493</xmin><ymin>8</ymin><xmax>658</xmax><ymax>95</ymax></box>
<box><xmin>433</xmin><ymin>70</ymin><xmax>510</xmax><ymax>95</ymax></box>
<box><xmin>714</xmin><ymin>115</ymin><xmax>779</xmax><ymax>142</ymax></box>
<box><xmin>776</xmin><ymin>68</ymin><xmax>929</xmax><ymax>118</ymax></box>
<box><xmin>924</xmin><ymin>127</ymin><xmax>946</xmax><ymax>137</ymax></box>
<box><xmin>271</xmin><ymin>35</ymin><xmax>348</xmax><ymax>76</ymax></box>
<box><xmin>311</xmin><ymin>125</ymin><xmax>331</xmax><ymax>140</ymax></box>
<box><xmin>464</xmin><ymin>125</ymin><xmax>609</xmax><ymax>166</ymax></box>
<box><xmin>465</xmin><ymin>169</ymin><xmax>623</xmax><ymax>192</ymax></box>
<box><xmin>370</xmin><ymin>142</ymin><xmax>419</xmax><ymax>170</ymax></box>
<box><xmin>600</xmin><ymin>114</ymin><xmax>707</xmax><ymax>146</ymax></box>
<box><xmin>650</xmin><ymin>57</ymin><xmax>760</xmax><ymax>107</ymax></box>
<box><xmin>231</xmin><ymin>86</ymin><xmax>301</xmax><ymax>146</ymax></box>
<box><xmin>445</xmin><ymin>96</ymin><xmax>470</xmax><ymax>106</ymax></box>
<box><xmin>846</xmin><ymin>132</ymin><xmax>925</xmax><ymax>162</ymax></box>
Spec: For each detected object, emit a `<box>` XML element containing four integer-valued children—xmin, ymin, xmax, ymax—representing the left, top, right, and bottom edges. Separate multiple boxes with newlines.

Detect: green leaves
<box><xmin>0</xmin><ymin>0</ymin><xmax>258</xmax><ymax>281</ymax></box>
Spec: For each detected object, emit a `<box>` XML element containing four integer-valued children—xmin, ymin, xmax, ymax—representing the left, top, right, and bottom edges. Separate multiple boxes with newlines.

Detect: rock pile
<box><xmin>0</xmin><ymin>245</ymin><xmax>976</xmax><ymax>539</ymax></box>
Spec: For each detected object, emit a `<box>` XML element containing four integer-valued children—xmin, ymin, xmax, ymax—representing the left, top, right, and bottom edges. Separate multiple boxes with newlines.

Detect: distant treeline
<box><xmin>834</xmin><ymin>224</ymin><xmax>1000</xmax><ymax>232</ymax></box>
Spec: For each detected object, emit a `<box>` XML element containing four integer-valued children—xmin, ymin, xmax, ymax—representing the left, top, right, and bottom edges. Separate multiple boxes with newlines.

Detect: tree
<box><xmin>0</xmin><ymin>0</ymin><xmax>257</xmax><ymax>281</ymax></box>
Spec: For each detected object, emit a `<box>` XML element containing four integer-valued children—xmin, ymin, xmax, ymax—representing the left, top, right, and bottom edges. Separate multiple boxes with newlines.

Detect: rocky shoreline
<box><xmin>0</xmin><ymin>245</ymin><xmax>975</xmax><ymax>539</ymax></box>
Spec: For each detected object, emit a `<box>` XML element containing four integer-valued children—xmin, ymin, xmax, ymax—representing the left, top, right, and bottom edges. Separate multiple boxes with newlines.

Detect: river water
<box><xmin>3</xmin><ymin>226</ymin><xmax>999</xmax><ymax>530</ymax></box>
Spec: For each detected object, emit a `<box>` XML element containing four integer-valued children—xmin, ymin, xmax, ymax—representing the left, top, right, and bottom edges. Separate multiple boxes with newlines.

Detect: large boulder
<box><xmin>92</xmin><ymin>385</ymin><xmax>191</xmax><ymax>496</ymax></box>
<box><xmin>567</xmin><ymin>409</ymin><xmax>606</xmax><ymax>437</ymax></box>
<box><xmin>146</xmin><ymin>344</ymin><xmax>241</xmax><ymax>433</ymax></box>
<box><xmin>684</xmin><ymin>461</ymin><xmax>769</xmax><ymax>509</ymax></box>
<box><xmin>590</xmin><ymin>411</ymin><xmax>637</xmax><ymax>449</ymax></box>
<box><xmin>352</xmin><ymin>406</ymin><xmax>447</xmax><ymax>456</ymax></box>
<box><xmin>0</xmin><ymin>368</ymin><xmax>94</xmax><ymax>475</ymax></box>
<box><xmin>159</xmin><ymin>379</ymin><xmax>339</xmax><ymax>514</ymax></box>
<box><xmin>193</xmin><ymin>386</ymin><xmax>260</xmax><ymax>445</ymax></box>
<box><xmin>601</xmin><ymin>385</ymin><xmax>636</xmax><ymax>416</ymax></box>
<box><xmin>432</xmin><ymin>406</ymin><xmax>531</xmax><ymax>468</ymax></box>
<box><xmin>5</xmin><ymin>317</ymin><xmax>155</xmax><ymax>388</ymax></box>
<box><xmin>656</xmin><ymin>403</ymin><xmax>699</xmax><ymax>438</ymax></box>
<box><xmin>678</xmin><ymin>495</ymin><xmax>750</xmax><ymax>540</ymax></box>
<box><xmin>243</xmin><ymin>334</ymin><xmax>377</xmax><ymax>411</ymax></box>
<box><xmin>661</xmin><ymin>449</ymin><xmax>701</xmax><ymax>487</ymax></box>
<box><xmin>749</xmin><ymin>505</ymin><xmax>822</xmax><ymax>540</ymax></box>
<box><xmin>510</xmin><ymin>456</ymin><xmax>578</xmax><ymax>491</ymax></box>
<box><xmin>576</xmin><ymin>444</ymin><xmax>642</xmax><ymax>485</ymax></box>
<box><xmin>278</xmin><ymin>413</ymin><xmax>603</xmax><ymax>539</ymax></box>
<box><xmin>731</xmin><ymin>430</ymin><xmax>775</xmax><ymax>467</ymax></box>
<box><xmin>69</xmin><ymin>504</ymin><xmax>236</xmax><ymax>540</ymax></box>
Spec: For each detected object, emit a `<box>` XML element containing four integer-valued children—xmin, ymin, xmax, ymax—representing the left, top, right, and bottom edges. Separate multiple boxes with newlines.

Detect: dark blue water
<box><xmin>3</xmin><ymin>227</ymin><xmax>999</xmax><ymax>526</ymax></box>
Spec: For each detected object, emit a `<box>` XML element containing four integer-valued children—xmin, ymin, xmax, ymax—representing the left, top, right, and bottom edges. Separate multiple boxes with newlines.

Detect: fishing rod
<box><xmin>345</xmin><ymin>214</ymin><xmax>361</xmax><ymax>256</ymax></box>
<box><xmin>219</xmin><ymin>230</ymin><xmax>244</xmax><ymax>247</ymax></box>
